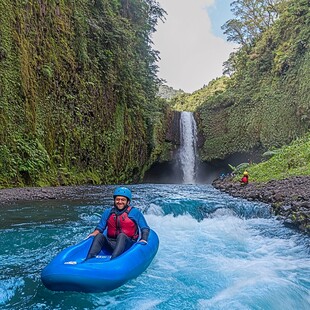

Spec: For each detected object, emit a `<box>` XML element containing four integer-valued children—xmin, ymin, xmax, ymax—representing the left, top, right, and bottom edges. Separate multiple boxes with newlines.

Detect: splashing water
<box><xmin>179</xmin><ymin>112</ymin><xmax>198</xmax><ymax>184</ymax></box>
<box><xmin>0</xmin><ymin>184</ymin><xmax>309</xmax><ymax>310</ymax></box>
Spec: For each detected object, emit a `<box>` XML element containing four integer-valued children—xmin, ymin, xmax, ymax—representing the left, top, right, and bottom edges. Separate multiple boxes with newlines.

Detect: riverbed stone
<box><xmin>212</xmin><ymin>176</ymin><xmax>310</xmax><ymax>235</ymax></box>
<box><xmin>1</xmin><ymin>177</ymin><xmax>309</xmax><ymax>235</ymax></box>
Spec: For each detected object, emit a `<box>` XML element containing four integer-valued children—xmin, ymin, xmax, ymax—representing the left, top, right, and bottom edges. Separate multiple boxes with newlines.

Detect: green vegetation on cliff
<box><xmin>182</xmin><ymin>0</ymin><xmax>309</xmax><ymax>163</ymax></box>
<box><xmin>0</xmin><ymin>0</ymin><xmax>168</xmax><ymax>188</ymax></box>
<box><xmin>186</xmin><ymin>0</ymin><xmax>310</xmax><ymax>187</ymax></box>
<box><xmin>196</xmin><ymin>0</ymin><xmax>309</xmax><ymax>161</ymax></box>
<box><xmin>168</xmin><ymin>77</ymin><xmax>229</xmax><ymax>112</ymax></box>
<box><xmin>246</xmin><ymin>133</ymin><xmax>310</xmax><ymax>182</ymax></box>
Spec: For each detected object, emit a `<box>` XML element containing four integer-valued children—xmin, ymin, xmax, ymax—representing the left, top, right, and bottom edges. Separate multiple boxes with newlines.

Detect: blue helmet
<box><xmin>113</xmin><ymin>187</ymin><xmax>132</xmax><ymax>201</ymax></box>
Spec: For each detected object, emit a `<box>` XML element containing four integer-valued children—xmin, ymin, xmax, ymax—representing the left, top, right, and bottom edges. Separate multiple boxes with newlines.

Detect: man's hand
<box><xmin>138</xmin><ymin>239</ymin><xmax>148</xmax><ymax>244</ymax></box>
<box><xmin>86</xmin><ymin>230</ymin><xmax>100</xmax><ymax>239</ymax></box>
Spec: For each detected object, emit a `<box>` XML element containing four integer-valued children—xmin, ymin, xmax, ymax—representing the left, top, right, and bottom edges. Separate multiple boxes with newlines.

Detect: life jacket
<box><xmin>107</xmin><ymin>206</ymin><xmax>138</xmax><ymax>240</ymax></box>
<box><xmin>241</xmin><ymin>176</ymin><xmax>248</xmax><ymax>184</ymax></box>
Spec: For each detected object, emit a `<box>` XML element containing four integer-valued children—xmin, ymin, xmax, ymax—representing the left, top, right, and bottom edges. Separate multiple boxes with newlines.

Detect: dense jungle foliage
<box><xmin>195</xmin><ymin>0</ymin><xmax>309</xmax><ymax>162</ymax></box>
<box><xmin>1</xmin><ymin>0</ymin><xmax>309</xmax><ymax>189</ymax></box>
<box><xmin>157</xmin><ymin>84</ymin><xmax>185</xmax><ymax>100</ymax></box>
<box><xmin>167</xmin><ymin>0</ymin><xmax>308</xmax><ymax>168</ymax></box>
<box><xmin>225</xmin><ymin>131</ymin><xmax>310</xmax><ymax>182</ymax></box>
<box><xmin>248</xmin><ymin>132</ymin><xmax>310</xmax><ymax>182</ymax></box>
<box><xmin>168</xmin><ymin>77</ymin><xmax>229</xmax><ymax>112</ymax></box>
<box><xmin>0</xmin><ymin>0</ymin><xmax>172</xmax><ymax>188</ymax></box>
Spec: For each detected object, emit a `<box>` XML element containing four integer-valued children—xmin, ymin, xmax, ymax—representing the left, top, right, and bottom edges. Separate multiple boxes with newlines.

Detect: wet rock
<box><xmin>212</xmin><ymin>176</ymin><xmax>310</xmax><ymax>235</ymax></box>
<box><xmin>0</xmin><ymin>186</ymin><xmax>87</xmax><ymax>204</ymax></box>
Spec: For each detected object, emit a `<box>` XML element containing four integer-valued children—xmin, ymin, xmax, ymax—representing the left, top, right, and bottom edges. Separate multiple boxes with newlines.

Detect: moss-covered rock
<box><xmin>213</xmin><ymin>176</ymin><xmax>310</xmax><ymax>234</ymax></box>
<box><xmin>0</xmin><ymin>0</ymin><xmax>168</xmax><ymax>187</ymax></box>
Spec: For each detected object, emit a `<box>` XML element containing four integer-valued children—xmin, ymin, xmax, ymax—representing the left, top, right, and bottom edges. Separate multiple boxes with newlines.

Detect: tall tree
<box><xmin>222</xmin><ymin>0</ymin><xmax>284</xmax><ymax>45</ymax></box>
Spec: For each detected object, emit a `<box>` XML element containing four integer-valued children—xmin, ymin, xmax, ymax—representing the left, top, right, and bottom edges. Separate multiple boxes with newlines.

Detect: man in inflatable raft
<box><xmin>85</xmin><ymin>187</ymin><xmax>150</xmax><ymax>260</ymax></box>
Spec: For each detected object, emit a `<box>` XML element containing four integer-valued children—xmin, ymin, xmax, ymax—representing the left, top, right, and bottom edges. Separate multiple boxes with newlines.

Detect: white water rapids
<box><xmin>0</xmin><ymin>184</ymin><xmax>309</xmax><ymax>309</ymax></box>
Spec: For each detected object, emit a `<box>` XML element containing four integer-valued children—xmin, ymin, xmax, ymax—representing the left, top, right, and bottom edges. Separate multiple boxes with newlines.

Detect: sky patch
<box><xmin>152</xmin><ymin>0</ymin><xmax>237</xmax><ymax>93</ymax></box>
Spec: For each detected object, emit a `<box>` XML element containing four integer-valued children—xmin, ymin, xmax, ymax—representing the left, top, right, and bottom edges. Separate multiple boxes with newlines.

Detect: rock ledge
<box><xmin>212</xmin><ymin>176</ymin><xmax>310</xmax><ymax>234</ymax></box>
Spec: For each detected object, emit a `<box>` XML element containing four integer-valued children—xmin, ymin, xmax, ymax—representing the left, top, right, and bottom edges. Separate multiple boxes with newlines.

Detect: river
<box><xmin>0</xmin><ymin>184</ymin><xmax>309</xmax><ymax>309</ymax></box>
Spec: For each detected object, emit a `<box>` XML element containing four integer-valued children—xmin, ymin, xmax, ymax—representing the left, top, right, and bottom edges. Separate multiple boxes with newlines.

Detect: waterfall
<box><xmin>178</xmin><ymin>111</ymin><xmax>198</xmax><ymax>184</ymax></box>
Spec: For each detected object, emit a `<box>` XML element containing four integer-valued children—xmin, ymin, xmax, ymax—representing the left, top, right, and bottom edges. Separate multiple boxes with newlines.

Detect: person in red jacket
<box><xmin>85</xmin><ymin>187</ymin><xmax>150</xmax><ymax>260</ymax></box>
<box><xmin>240</xmin><ymin>171</ymin><xmax>249</xmax><ymax>185</ymax></box>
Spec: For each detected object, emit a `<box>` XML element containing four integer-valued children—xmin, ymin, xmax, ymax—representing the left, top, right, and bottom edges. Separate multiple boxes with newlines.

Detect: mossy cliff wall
<box><xmin>196</xmin><ymin>1</ymin><xmax>309</xmax><ymax>162</ymax></box>
<box><xmin>0</xmin><ymin>0</ymin><xmax>167</xmax><ymax>187</ymax></box>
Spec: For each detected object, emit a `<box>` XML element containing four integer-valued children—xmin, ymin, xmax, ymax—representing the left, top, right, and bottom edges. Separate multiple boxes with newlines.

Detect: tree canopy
<box><xmin>222</xmin><ymin>0</ymin><xmax>283</xmax><ymax>45</ymax></box>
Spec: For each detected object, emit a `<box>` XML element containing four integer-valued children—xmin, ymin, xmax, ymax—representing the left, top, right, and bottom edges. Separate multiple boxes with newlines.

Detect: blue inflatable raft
<box><xmin>41</xmin><ymin>229</ymin><xmax>159</xmax><ymax>293</ymax></box>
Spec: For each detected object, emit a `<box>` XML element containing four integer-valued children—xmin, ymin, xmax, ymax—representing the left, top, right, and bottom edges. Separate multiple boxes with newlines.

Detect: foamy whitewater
<box><xmin>0</xmin><ymin>184</ymin><xmax>309</xmax><ymax>309</ymax></box>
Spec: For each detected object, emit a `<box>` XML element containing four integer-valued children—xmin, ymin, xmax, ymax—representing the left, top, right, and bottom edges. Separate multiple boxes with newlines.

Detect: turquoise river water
<box><xmin>0</xmin><ymin>184</ymin><xmax>309</xmax><ymax>309</ymax></box>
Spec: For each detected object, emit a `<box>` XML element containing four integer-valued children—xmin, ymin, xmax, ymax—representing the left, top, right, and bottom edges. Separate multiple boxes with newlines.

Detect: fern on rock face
<box><xmin>247</xmin><ymin>133</ymin><xmax>310</xmax><ymax>182</ymax></box>
<box><xmin>0</xmin><ymin>0</ymin><xmax>168</xmax><ymax>188</ymax></box>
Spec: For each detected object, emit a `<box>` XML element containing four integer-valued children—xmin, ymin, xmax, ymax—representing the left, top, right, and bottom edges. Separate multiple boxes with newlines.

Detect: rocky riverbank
<box><xmin>212</xmin><ymin>176</ymin><xmax>310</xmax><ymax>234</ymax></box>
<box><xmin>0</xmin><ymin>185</ymin><xmax>95</xmax><ymax>205</ymax></box>
<box><xmin>1</xmin><ymin>177</ymin><xmax>309</xmax><ymax>235</ymax></box>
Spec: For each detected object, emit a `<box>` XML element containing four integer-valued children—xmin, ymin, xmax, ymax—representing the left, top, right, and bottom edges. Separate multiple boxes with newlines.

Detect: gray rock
<box><xmin>212</xmin><ymin>176</ymin><xmax>310</xmax><ymax>235</ymax></box>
